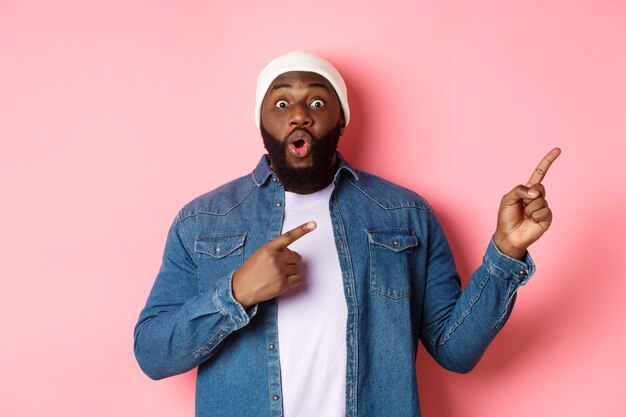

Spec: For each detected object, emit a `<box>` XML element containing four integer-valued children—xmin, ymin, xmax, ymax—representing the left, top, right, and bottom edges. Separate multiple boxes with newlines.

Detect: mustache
<box><xmin>285</xmin><ymin>127</ymin><xmax>313</xmax><ymax>140</ymax></box>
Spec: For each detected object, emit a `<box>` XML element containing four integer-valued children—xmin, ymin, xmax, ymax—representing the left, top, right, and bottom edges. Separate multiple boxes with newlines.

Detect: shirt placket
<box><xmin>266</xmin><ymin>177</ymin><xmax>286</xmax><ymax>416</ymax></box>
<box><xmin>330</xmin><ymin>188</ymin><xmax>358</xmax><ymax>417</ymax></box>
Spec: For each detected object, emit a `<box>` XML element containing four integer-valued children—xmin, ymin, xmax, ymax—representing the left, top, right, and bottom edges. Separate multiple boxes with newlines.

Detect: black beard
<box><xmin>261</xmin><ymin>123</ymin><xmax>341</xmax><ymax>193</ymax></box>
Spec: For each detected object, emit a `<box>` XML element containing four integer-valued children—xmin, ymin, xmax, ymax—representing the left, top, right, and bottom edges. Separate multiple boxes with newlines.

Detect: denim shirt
<box><xmin>134</xmin><ymin>153</ymin><xmax>534</xmax><ymax>417</ymax></box>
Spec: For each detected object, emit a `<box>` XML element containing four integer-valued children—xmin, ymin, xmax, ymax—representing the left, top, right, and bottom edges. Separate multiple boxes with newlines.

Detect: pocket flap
<box><xmin>365</xmin><ymin>228</ymin><xmax>418</xmax><ymax>252</ymax></box>
<box><xmin>194</xmin><ymin>232</ymin><xmax>247</xmax><ymax>258</ymax></box>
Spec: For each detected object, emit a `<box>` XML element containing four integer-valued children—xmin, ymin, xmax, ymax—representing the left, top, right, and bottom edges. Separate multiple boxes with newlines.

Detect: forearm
<box><xmin>133</xmin><ymin>272</ymin><xmax>257</xmax><ymax>380</ymax></box>
<box><xmin>421</xmin><ymin>239</ymin><xmax>534</xmax><ymax>373</ymax></box>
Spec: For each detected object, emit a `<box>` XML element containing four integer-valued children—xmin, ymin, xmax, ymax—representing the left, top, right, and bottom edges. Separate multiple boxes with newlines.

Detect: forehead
<box><xmin>267</xmin><ymin>71</ymin><xmax>334</xmax><ymax>92</ymax></box>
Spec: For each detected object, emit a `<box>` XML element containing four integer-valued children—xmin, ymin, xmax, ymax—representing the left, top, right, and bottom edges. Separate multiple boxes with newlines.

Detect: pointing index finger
<box><xmin>268</xmin><ymin>221</ymin><xmax>317</xmax><ymax>249</ymax></box>
<box><xmin>527</xmin><ymin>147</ymin><xmax>562</xmax><ymax>185</ymax></box>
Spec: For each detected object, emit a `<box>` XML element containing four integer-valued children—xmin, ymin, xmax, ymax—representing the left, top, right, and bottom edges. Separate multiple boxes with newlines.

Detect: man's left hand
<box><xmin>493</xmin><ymin>147</ymin><xmax>561</xmax><ymax>260</ymax></box>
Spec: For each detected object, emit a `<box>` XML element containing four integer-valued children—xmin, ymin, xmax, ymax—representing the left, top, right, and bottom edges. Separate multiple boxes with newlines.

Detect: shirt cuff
<box><xmin>213</xmin><ymin>272</ymin><xmax>258</xmax><ymax>330</ymax></box>
<box><xmin>485</xmin><ymin>237</ymin><xmax>536</xmax><ymax>285</ymax></box>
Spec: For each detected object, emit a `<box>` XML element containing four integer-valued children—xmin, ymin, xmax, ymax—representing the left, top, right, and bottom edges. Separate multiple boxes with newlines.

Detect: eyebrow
<box><xmin>308</xmin><ymin>82</ymin><xmax>330</xmax><ymax>92</ymax></box>
<box><xmin>271</xmin><ymin>82</ymin><xmax>331</xmax><ymax>92</ymax></box>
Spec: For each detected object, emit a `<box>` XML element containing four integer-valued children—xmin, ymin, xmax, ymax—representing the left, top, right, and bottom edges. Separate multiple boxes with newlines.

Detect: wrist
<box><xmin>493</xmin><ymin>233</ymin><xmax>526</xmax><ymax>260</ymax></box>
<box><xmin>232</xmin><ymin>271</ymin><xmax>255</xmax><ymax>309</ymax></box>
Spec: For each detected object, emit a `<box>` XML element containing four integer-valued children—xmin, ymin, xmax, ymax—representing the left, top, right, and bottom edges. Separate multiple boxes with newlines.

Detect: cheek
<box><xmin>261</xmin><ymin>110</ymin><xmax>285</xmax><ymax>134</ymax></box>
<box><xmin>322</xmin><ymin>102</ymin><xmax>342</xmax><ymax>123</ymax></box>
<box><xmin>318</xmin><ymin>109</ymin><xmax>342</xmax><ymax>130</ymax></box>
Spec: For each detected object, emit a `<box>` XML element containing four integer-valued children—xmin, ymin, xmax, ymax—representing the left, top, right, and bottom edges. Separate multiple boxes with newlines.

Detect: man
<box><xmin>134</xmin><ymin>51</ymin><xmax>560</xmax><ymax>417</ymax></box>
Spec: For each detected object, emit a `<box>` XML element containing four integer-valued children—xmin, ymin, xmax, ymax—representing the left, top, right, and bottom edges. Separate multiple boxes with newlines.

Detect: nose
<box><xmin>288</xmin><ymin>102</ymin><xmax>312</xmax><ymax>128</ymax></box>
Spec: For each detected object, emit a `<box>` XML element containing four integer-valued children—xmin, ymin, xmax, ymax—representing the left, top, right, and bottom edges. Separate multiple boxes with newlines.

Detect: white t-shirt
<box><xmin>277</xmin><ymin>183</ymin><xmax>348</xmax><ymax>417</ymax></box>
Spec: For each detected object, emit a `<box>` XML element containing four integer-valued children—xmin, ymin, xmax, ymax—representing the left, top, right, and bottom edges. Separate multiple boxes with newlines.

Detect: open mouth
<box><xmin>287</xmin><ymin>131</ymin><xmax>312</xmax><ymax>158</ymax></box>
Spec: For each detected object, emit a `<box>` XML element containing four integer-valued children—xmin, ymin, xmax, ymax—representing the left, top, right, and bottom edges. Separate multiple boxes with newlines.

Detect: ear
<box><xmin>339</xmin><ymin>113</ymin><xmax>346</xmax><ymax>136</ymax></box>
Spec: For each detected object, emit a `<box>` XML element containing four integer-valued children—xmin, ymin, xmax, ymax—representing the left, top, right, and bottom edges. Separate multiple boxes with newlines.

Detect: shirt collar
<box><xmin>252</xmin><ymin>152</ymin><xmax>359</xmax><ymax>187</ymax></box>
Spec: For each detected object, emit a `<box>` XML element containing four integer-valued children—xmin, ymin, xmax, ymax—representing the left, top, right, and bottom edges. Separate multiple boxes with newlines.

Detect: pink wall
<box><xmin>1</xmin><ymin>1</ymin><xmax>625</xmax><ymax>416</ymax></box>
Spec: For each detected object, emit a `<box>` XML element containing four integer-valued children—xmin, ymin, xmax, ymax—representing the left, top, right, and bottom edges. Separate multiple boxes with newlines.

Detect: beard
<box><xmin>261</xmin><ymin>122</ymin><xmax>342</xmax><ymax>193</ymax></box>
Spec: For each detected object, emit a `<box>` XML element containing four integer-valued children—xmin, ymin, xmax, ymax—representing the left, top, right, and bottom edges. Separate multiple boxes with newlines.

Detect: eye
<box><xmin>310</xmin><ymin>99</ymin><xmax>325</xmax><ymax>109</ymax></box>
<box><xmin>275</xmin><ymin>100</ymin><xmax>289</xmax><ymax>109</ymax></box>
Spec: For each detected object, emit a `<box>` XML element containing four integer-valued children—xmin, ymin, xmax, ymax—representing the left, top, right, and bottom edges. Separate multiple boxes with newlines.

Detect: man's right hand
<box><xmin>232</xmin><ymin>221</ymin><xmax>317</xmax><ymax>309</ymax></box>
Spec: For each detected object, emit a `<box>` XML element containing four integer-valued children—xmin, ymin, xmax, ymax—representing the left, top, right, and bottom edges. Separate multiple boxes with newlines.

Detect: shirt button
<box><xmin>272</xmin><ymin>394</ymin><xmax>280</xmax><ymax>401</ymax></box>
<box><xmin>275</xmin><ymin>202</ymin><xmax>281</xmax><ymax>207</ymax></box>
<box><xmin>392</xmin><ymin>240</ymin><xmax>398</xmax><ymax>248</ymax></box>
<box><xmin>268</xmin><ymin>343</ymin><xmax>275</xmax><ymax>350</ymax></box>
<box><xmin>217</xmin><ymin>332</ymin><xmax>225</xmax><ymax>338</ymax></box>
<box><xmin>215</xmin><ymin>246</ymin><xmax>221</xmax><ymax>255</ymax></box>
<box><xmin>346</xmin><ymin>287</ymin><xmax>351</xmax><ymax>295</ymax></box>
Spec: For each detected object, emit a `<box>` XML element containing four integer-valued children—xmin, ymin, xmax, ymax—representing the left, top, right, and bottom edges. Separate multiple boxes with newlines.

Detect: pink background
<box><xmin>1</xmin><ymin>1</ymin><xmax>625</xmax><ymax>416</ymax></box>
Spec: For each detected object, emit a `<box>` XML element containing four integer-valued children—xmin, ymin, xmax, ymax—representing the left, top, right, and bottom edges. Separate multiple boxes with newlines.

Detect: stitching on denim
<box><xmin>196</xmin><ymin>184</ymin><xmax>257</xmax><ymax>216</ymax></box>
<box><xmin>496</xmin><ymin>282</ymin><xmax>518</xmax><ymax>330</ymax></box>
<box><xmin>333</xmin><ymin>164</ymin><xmax>359</xmax><ymax>183</ymax></box>
<box><xmin>178</xmin><ymin>183</ymin><xmax>257</xmax><ymax>221</ymax></box>
<box><xmin>213</xmin><ymin>284</ymin><xmax>228</xmax><ymax>318</ymax></box>
<box><xmin>227</xmin><ymin>271</ymin><xmax>248</xmax><ymax>328</ymax></box>
<box><xmin>346</xmin><ymin>178</ymin><xmax>432</xmax><ymax>212</ymax></box>
<box><xmin>175</xmin><ymin>215</ymin><xmax>202</xmax><ymax>295</ymax></box>
<box><xmin>168</xmin><ymin>303</ymin><xmax>222</xmax><ymax>351</ymax></box>
<box><xmin>330</xmin><ymin>196</ymin><xmax>359</xmax><ymax>412</ymax></box>
<box><xmin>192</xmin><ymin>321</ymin><xmax>231</xmax><ymax>357</ymax></box>
<box><xmin>486</xmin><ymin>259</ymin><xmax>514</xmax><ymax>282</ymax></box>
<box><xmin>176</xmin><ymin>215</ymin><xmax>198</xmax><ymax>268</ymax></box>
<box><xmin>252</xmin><ymin>168</ymin><xmax>270</xmax><ymax>186</ymax></box>
<box><xmin>488</xmin><ymin>240</ymin><xmax>532</xmax><ymax>278</ymax></box>
<box><xmin>366</xmin><ymin>228</ymin><xmax>416</xmax><ymax>299</ymax></box>
<box><xmin>196</xmin><ymin>268</ymin><xmax>201</xmax><ymax>296</ymax></box>
<box><xmin>365</xmin><ymin>228</ymin><xmax>419</xmax><ymax>252</ymax></box>
<box><xmin>367</xmin><ymin>235</ymin><xmax>411</xmax><ymax>299</ymax></box>
<box><xmin>418</xmin><ymin>211</ymin><xmax>434</xmax><ymax>343</ymax></box>
<box><xmin>433</xmin><ymin>273</ymin><xmax>491</xmax><ymax>347</ymax></box>
<box><xmin>194</xmin><ymin>232</ymin><xmax>247</xmax><ymax>257</ymax></box>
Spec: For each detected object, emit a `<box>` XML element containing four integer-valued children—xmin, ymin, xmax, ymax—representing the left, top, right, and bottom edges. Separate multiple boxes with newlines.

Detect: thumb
<box><xmin>502</xmin><ymin>185</ymin><xmax>540</xmax><ymax>207</ymax></box>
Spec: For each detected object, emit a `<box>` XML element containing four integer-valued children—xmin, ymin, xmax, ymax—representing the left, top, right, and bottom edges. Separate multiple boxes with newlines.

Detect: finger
<box><xmin>529</xmin><ymin>206</ymin><xmax>552</xmax><ymax>228</ymax></box>
<box><xmin>281</xmin><ymin>249</ymin><xmax>303</xmax><ymax>264</ymax></box>
<box><xmin>283</xmin><ymin>264</ymin><xmax>299</xmax><ymax>276</ymax></box>
<box><xmin>501</xmin><ymin>185</ymin><xmax>541</xmax><ymax>207</ymax></box>
<box><xmin>527</xmin><ymin>147</ymin><xmax>561</xmax><ymax>186</ymax></box>
<box><xmin>522</xmin><ymin>183</ymin><xmax>546</xmax><ymax>207</ymax></box>
<box><xmin>286</xmin><ymin>274</ymin><xmax>301</xmax><ymax>288</ymax></box>
<box><xmin>531</xmin><ymin>183</ymin><xmax>546</xmax><ymax>197</ymax></box>
<box><xmin>523</xmin><ymin>197</ymin><xmax>548</xmax><ymax>219</ymax></box>
<box><xmin>268</xmin><ymin>221</ymin><xmax>317</xmax><ymax>249</ymax></box>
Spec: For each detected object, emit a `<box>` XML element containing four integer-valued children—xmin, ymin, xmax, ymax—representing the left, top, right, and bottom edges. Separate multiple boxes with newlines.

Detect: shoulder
<box><xmin>178</xmin><ymin>173</ymin><xmax>258</xmax><ymax>220</ymax></box>
<box><xmin>344</xmin><ymin>169</ymin><xmax>432</xmax><ymax>212</ymax></box>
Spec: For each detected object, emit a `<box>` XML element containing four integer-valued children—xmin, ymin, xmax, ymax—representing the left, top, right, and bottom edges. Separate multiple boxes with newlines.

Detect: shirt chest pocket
<box><xmin>366</xmin><ymin>228</ymin><xmax>418</xmax><ymax>300</ymax></box>
<box><xmin>194</xmin><ymin>232</ymin><xmax>247</xmax><ymax>294</ymax></box>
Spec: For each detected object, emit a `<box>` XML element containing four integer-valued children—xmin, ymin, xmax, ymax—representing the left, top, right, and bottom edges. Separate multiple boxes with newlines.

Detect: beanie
<box><xmin>255</xmin><ymin>51</ymin><xmax>350</xmax><ymax>129</ymax></box>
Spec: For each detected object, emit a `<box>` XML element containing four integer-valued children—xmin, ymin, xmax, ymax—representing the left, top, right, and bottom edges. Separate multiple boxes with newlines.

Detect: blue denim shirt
<box><xmin>134</xmin><ymin>153</ymin><xmax>535</xmax><ymax>417</ymax></box>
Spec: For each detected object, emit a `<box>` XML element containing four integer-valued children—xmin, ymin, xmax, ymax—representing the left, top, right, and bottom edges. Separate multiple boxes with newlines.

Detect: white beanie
<box><xmin>255</xmin><ymin>51</ymin><xmax>350</xmax><ymax>129</ymax></box>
